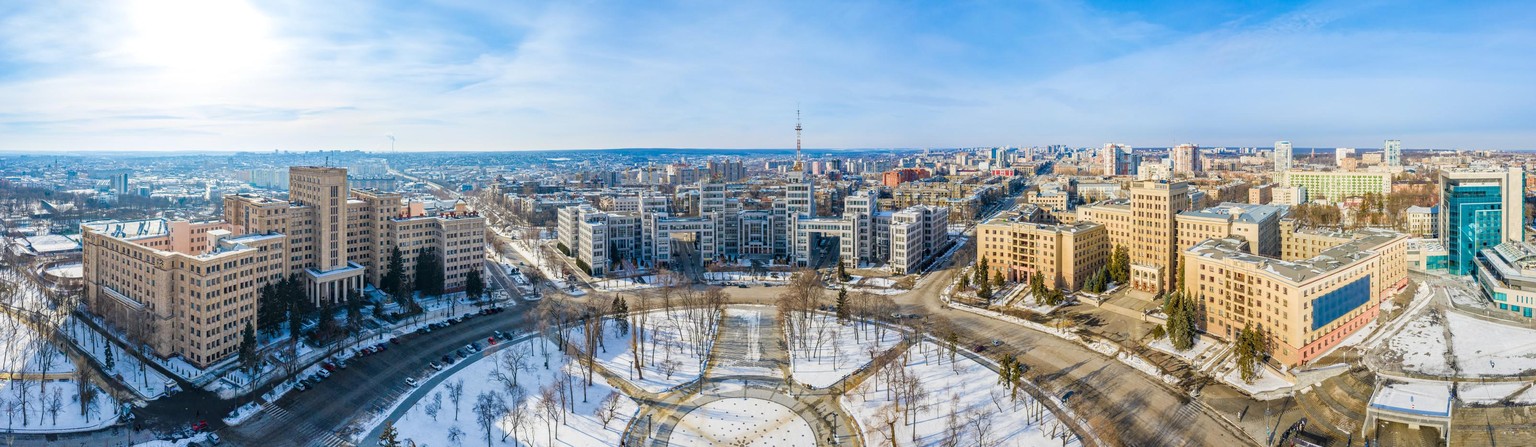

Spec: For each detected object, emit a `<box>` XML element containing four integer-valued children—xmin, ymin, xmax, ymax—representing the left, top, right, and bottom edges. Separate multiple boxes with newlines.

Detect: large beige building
<box><xmin>1128</xmin><ymin>181</ymin><xmax>1190</xmax><ymax>293</ymax></box>
<box><xmin>1175</xmin><ymin>202</ymin><xmax>1287</xmax><ymax>258</ymax></box>
<box><xmin>977</xmin><ymin>212</ymin><xmax>1108</xmax><ymax>292</ymax></box>
<box><xmin>84</xmin><ymin>166</ymin><xmax>485</xmax><ymax>368</ymax></box>
<box><xmin>1182</xmin><ymin>228</ymin><xmax>1408</xmax><ymax>366</ymax></box>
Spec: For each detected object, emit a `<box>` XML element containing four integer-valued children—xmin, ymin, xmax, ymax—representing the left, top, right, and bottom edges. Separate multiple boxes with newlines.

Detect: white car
<box><xmin>405</xmin><ymin>377</ymin><xmax>418</xmax><ymax>387</ymax></box>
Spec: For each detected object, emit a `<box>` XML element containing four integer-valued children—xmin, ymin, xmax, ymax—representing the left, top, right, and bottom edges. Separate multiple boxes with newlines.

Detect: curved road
<box><xmin>206</xmin><ymin>261</ymin><xmax>1254</xmax><ymax>446</ymax></box>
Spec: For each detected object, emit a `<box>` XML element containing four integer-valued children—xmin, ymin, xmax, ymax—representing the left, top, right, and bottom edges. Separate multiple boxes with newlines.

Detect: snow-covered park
<box><xmin>390</xmin><ymin>337</ymin><xmax>638</xmax><ymax>447</ymax></box>
<box><xmin>842</xmin><ymin>341</ymin><xmax>1082</xmax><ymax>446</ymax></box>
<box><xmin>374</xmin><ymin>305</ymin><xmax>1088</xmax><ymax>447</ymax></box>
<box><xmin>785</xmin><ymin>311</ymin><xmax>901</xmax><ymax>388</ymax></box>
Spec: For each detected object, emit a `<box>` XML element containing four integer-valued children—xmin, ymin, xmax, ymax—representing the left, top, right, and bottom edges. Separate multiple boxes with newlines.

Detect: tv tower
<box><xmin>792</xmin><ymin>108</ymin><xmax>804</xmax><ymax>173</ymax></box>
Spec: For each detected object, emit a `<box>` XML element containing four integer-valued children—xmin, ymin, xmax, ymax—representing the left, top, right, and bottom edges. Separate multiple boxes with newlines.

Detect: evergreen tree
<box><xmin>415</xmin><ymin>246</ymin><xmax>445</xmax><ymax>297</ymax></box>
<box><xmin>384</xmin><ymin>246</ymin><xmax>407</xmax><ymax>300</ymax></box>
<box><xmin>993</xmin><ymin>270</ymin><xmax>1005</xmax><ymax>288</ymax></box>
<box><xmin>977</xmin><ymin>276</ymin><xmax>993</xmax><ymax>301</ymax></box>
<box><xmin>1163</xmin><ymin>289</ymin><xmax>1198</xmax><ymax>350</ymax></box>
<box><xmin>835</xmin><ymin>288</ymin><xmax>850</xmax><ymax>322</ymax></box>
<box><xmin>958</xmin><ymin>273</ymin><xmax>970</xmax><ymax>290</ymax></box>
<box><xmin>1110</xmin><ymin>246</ymin><xmax>1130</xmax><ymax>284</ymax></box>
<box><xmin>465</xmin><ymin>267</ymin><xmax>486</xmax><ymax>304</ymax></box>
<box><xmin>103</xmin><ymin>345</ymin><xmax>114</xmax><ymax>371</ymax></box>
<box><xmin>1236</xmin><ymin>324</ymin><xmax>1268</xmax><ymax>383</ymax></box>
<box><xmin>974</xmin><ymin>257</ymin><xmax>989</xmax><ymax>286</ymax></box>
<box><xmin>611</xmin><ymin>295</ymin><xmax>630</xmax><ymax>335</ymax></box>
<box><xmin>237</xmin><ymin>324</ymin><xmax>258</xmax><ymax>375</ymax></box>
<box><xmin>378</xmin><ymin>421</ymin><xmax>402</xmax><ymax>447</ymax></box>
<box><xmin>836</xmin><ymin>261</ymin><xmax>850</xmax><ymax>282</ymax></box>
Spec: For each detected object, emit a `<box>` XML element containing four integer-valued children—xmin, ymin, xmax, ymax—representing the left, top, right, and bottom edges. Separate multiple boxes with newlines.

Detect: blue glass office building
<box><xmin>1441</xmin><ymin>168</ymin><xmax>1525</xmax><ymax>275</ymax></box>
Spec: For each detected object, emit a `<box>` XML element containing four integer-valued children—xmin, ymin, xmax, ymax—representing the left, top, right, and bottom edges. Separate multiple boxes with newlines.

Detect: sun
<box><xmin>120</xmin><ymin>0</ymin><xmax>279</xmax><ymax>77</ymax></box>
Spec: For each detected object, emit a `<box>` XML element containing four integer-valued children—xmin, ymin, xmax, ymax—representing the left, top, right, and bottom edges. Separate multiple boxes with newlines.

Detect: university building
<box><xmin>1182</xmin><ymin>227</ymin><xmax>1408</xmax><ymax>366</ymax></box>
<box><xmin>82</xmin><ymin>166</ymin><xmax>485</xmax><ymax>368</ymax></box>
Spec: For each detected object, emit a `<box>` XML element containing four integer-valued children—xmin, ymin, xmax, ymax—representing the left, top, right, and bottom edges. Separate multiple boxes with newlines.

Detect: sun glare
<box><xmin>121</xmin><ymin>0</ymin><xmax>279</xmax><ymax>77</ymax></box>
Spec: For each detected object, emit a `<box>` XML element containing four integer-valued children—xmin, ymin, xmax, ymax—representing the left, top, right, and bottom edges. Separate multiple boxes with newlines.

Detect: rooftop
<box><xmin>1187</xmin><ymin>228</ymin><xmax>1405</xmax><ymax>283</ymax></box>
<box><xmin>84</xmin><ymin>219</ymin><xmax>170</xmax><ymax>239</ymax></box>
<box><xmin>1181</xmin><ymin>202</ymin><xmax>1288</xmax><ymax>224</ymax></box>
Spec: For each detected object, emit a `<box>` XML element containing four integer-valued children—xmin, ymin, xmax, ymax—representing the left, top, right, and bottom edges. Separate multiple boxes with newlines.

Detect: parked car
<box><xmin>441</xmin><ymin>354</ymin><xmax>454</xmax><ymax>364</ymax></box>
<box><xmin>991</xmin><ymin>339</ymin><xmax>1004</xmax><ymax>347</ymax></box>
<box><xmin>430</xmin><ymin>361</ymin><xmax>444</xmax><ymax>371</ymax></box>
<box><xmin>321</xmin><ymin>362</ymin><xmax>336</xmax><ymax>371</ymax></box>
<box><xmin>295</xmin><ymin>382</ymin><xmax>309</xmax><ymax>392</ymax></box>
<box><xmin>389</xmin><ymin>337</ymin><xmax>401</xmax><ymax>345</ymax></box>
<box><xmin>487</xmin><ymin>336</ymin><xmax>498</xmax><ymax>346</ymax></box>
<box><xmin>316</xmin><ymin>369</ymin><xmax>331</xmax><ymax>379</ymax></box>
<box><xmin>405</xmin><ymin>377</ymin><xmax>418</xmax><ymax>387</ymax></box>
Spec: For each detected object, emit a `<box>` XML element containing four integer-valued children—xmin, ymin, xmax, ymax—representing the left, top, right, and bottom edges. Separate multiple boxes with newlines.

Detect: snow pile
<box><xmin>841</xmin><ymin>342</ymin><xmax>1081</xmax><ymax>446</ymax></box>
<box><xmin>1086</xmin><ymin>340</ymin><xmax>1179</xmax><ymax>385</ymax></box>
<box><xmin>786</xmin><ymin>312</ymin><xmax>901</xmax><ymax>388</ymax></box>
<box><xmin>392</xmin><ymin>337</ymin><xmax>638</xmax><ymax>447</ymax></box>
<box><xmin>669</xmin><ymin>398</ymin><xmax>815</xmax><ymax>447</ymax></box>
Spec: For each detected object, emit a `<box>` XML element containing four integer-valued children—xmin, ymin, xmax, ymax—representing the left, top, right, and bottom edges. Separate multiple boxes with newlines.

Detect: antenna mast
<box><xmin>793</xmin><ymin>108</ymin><xmax>804</xmax><ymax>172</ymax></box>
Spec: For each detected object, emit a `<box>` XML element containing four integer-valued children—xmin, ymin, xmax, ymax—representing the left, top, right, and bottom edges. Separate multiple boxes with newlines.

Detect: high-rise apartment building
<box><xmin>1440</xmin><ymin>167</ymin><xmax>1525</xmax><ymax>275</ymax></box>
<box><xmin>1274</xmin><ymin>141</ymin><xmax>1293</xmax><ymax>173</ymax></box>
<box><xmin>1384</xmin><ymin>139</ymin><xmax>1402</xmax><ymax>168</ymax></box>
<box><xmin>1171</xmin><ymin>143</ymin><xmax>1202</xmax><ymax>175</ymax></box>
<box><xmin>83</xmin><ymin>166</ymin><xmax>485</xmax><ymax>367</ymax></box>
<box><xmin>1100</xmin><ymin>143</ymin><xmax>1138</xmax><ymax>176</ymax></box>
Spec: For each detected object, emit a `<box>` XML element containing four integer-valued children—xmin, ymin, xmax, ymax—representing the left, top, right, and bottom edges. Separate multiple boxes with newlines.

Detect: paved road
<box><xmin>217</xmin><ymin>309</ymin><xmax>534</xmax><ymax>446</ymax></box>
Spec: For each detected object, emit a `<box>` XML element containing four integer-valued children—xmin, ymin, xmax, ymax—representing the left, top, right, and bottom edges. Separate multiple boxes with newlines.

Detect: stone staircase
<box><xmin>1294</xmin><ymin>367</ymin><xmax>1375</xmax><ymax>441</ymax></box>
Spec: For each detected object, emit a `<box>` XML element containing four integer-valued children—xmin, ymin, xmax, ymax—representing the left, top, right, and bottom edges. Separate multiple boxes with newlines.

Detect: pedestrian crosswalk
<box><xmin>225</xmin><ymin>403</ymin><xmax>355</xmax><ymax>447</ymax></box>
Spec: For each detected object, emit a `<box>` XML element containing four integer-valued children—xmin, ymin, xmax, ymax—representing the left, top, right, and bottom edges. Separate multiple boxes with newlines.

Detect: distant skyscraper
<box><xmin>1171</xmin><ymin>143</ymin><xmax>1202</xmax><ymax>175</ymax></box>
<box><xmin>1273</xmin><ymin>141</ymin><xmax>1293</xmax><ymax>173</ymax></box>
<box><xmin>1100</xmin><ymin>143</ymin><xmax>1137</xmax><ymax>176</ymax></box>
<box><xmin>1384</xmin><ymin>139</ymin><xmax>1402</xmax><ymax>168</ymax></box>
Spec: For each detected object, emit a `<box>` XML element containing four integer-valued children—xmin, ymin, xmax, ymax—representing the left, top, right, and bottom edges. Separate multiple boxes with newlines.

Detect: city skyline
<box><xmin>2</xmin><ymin>1</ymin><xmax>1535</xmax><ymax>152</ymax></box>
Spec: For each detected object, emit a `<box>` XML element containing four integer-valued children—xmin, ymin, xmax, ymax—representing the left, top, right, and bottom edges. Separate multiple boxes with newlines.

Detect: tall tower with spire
<box><xmin>792</xmin><ymin>109</ymin><xmax>804</xmax><ymax>173</ymax></box>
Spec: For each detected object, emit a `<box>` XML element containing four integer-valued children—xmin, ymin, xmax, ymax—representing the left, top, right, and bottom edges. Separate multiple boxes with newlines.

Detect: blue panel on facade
<box><xmin>1311</xmin><ymin>275</ymin><xmax>1372</xmax><ymax>331</ymax></box>
<box><xmin>1445</xmin><ymin>184</ymin><xmax>1503</xmax><ymax>275</ymax></box>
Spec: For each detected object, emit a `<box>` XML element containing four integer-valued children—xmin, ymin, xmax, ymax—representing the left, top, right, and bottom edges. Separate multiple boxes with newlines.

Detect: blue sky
<box><xmin>0</xmin><ymin>0</ymin><xmax>1533</xmax><ymax>151</ymax></box>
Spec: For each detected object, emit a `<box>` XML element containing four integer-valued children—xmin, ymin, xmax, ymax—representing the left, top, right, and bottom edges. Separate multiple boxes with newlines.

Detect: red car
<box><xmin>487</xmin><ymin>337</ymin><xmax>498</xmax><ymax>346</ymax></box>
<box><xmin>191</xmin><ymin>420</ymin><xmax>208</xmax><ymax>432</ymax></box>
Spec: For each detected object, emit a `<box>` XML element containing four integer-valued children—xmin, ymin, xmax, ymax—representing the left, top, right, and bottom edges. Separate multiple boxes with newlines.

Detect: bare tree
<box><xmin>498</xmin><ymin>345</ymin><xmax>531</xmax><ymax>389</ymax></box>
<box><xmin>968</xmin><ymin>408</ymin><xmax>996</xmax><ymax>447</ymax></box>
<box><xmin>538</xmin><ymin>384</ymin><xmax>560</xmax><ymax>442</ymax></box>
<box><xmin>44</xmin><ymin>388</ymin><xmax>61</xmax><ymax>425</ymax></box>
<box><xmin>447</xmin><ymin>379</ymin><xmax>465</xmax><ymax>421</ymax></box>
<box><xmin>12</xmin><ymin>378</ymin><xmax>29</xmax><ymax>426</ymax></box>
<box><xmin>595</xmin><ymin>392</ymin><xmax>621</xmax><ymax>427</ymax></box>
<box><xmin>500</xmin><ymin>386</ymin><xmax>527</xmax><ymax>442</ymax></box>
<box><xmin>472</xmin><ymin>390</ymin><xmax>506</xmax><ymax>447</ymax></box>
<box><xmin>446</xmin><ymin>425</ymin><xmax>465</xmax><ymax>447</ymax></box>
<box><xmin>942</xmin><ymin>394</ymin><xmax>964</xmax><ymax>447</ymax></box>
<box><xmin>424</xmin><ymin>392</ymin><xmax>442</xmax><ymax>422</ymax></box>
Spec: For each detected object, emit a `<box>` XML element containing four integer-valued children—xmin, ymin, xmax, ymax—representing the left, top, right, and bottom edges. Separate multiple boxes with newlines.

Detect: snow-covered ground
<box><xmin>786</xmin><ymin>312</ymin><xmax>900</xmax><ymax>388</ymax></box>
<box><xmin>704</xmin><ymin>271</ymin><xmax>791</xmax><ymax>284</ymax></box>
<box><xmin>1007</xmin><ymin>291</ymin><xmax>1067</xmax><ymax>315</ymax></box>
<box><xmin>1385</xmin><ymin>311</ymin><xmax>1452</xmax><ymax>376</ymax></box>
<box><xmin>1219</xmin><ymin>365</ymin><xmax>1292</xmax><ymax>395</ymax></box>
<box><xmin>1447</xmin><ymin>283</ymin><xmax>1489</xmax><ymax>309</ymax></box>
<box><xmin>669</xmin><ymin>398</ymin><xmax>815</xmax><ymax>447</ymax></box>
<box><xmin>841</xmin><ymin>342</ymin><xmax>1081</xmax><ymax>447</ymax></box>
<box><xmin>1146</xmin><ymin>336</ymin><xmax>1220</xmax><ymax>367</ymax></box>
<box><xmin>1456</xmin><ymin>382</ymin><xmax>1530</xmax><ymax>405</ymax></box>
<box><xmin>0</xmin><ymin>378</ymin><xmax>119</xmax><ymax>433</ymax></box>
<box><xmin>392</xmin><ymin>337</ymin><xmax>638</xmax><ymax>447</ymax></box>
<box><xmin>1445</xmin><ymin>312</ymin><xmax>1536</xmax><ymax>376</ymax></box>
<box><xmin>592</xmin><ymin>275</ymin><xmax>660</xmax><ymax>291</ymax></box>
<box><xmin>575</xmin><ymin>308</ymin><xmax>713</xmax><ymax>393</ymax></box>
<box><xmin>62</xmin><ymin>318</ymin><xmax>171</xmax><ymax>399</ymax></box>
<box><xmin>0</xmin><ymin>313</ymin><xmax>73</xmax><ymax>375</ymax></box>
